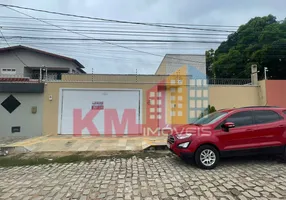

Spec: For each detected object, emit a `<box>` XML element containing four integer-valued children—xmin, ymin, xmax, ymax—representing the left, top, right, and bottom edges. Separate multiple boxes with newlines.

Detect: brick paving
<box><xmin>0</xmin><ymin>154</ymin><xmax>286</xmax><ymax>200</ymax></box>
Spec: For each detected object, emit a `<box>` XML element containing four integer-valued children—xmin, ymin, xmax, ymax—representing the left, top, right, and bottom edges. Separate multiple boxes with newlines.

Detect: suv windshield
<box><xmin>193</xmin><ymin>111</ymin><xmax>228</xmax><ymax>125</ymax></box>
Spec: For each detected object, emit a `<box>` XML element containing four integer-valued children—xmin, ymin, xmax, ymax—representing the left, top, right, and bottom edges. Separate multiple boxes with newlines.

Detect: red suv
<box><xmin>167</xmin><ymin>106</ymin><xmax>286</xmax><ymax>169</ymax></box>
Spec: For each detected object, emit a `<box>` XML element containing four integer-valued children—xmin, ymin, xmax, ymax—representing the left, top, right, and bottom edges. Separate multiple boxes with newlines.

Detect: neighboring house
<box><xmin>0</xmin><ymin>45</ymin><xmax>86</xmax><ymax>138</ymax></box>
<box><xmin>155</xmin><ymin>54</ymin><xmax>206</xmax><ymax>75</ymax></box>
<box><xmin>0</xmin><ymin>45</ymin><xmax>85</xmax><ymax>81</ymax></box>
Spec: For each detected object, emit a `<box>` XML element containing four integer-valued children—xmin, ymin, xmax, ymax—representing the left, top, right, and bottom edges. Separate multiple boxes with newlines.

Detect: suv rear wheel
<box><xmin>195</xmin><ymin>145</ymin><xmax>219</xmax><ymax>169</ymax></box>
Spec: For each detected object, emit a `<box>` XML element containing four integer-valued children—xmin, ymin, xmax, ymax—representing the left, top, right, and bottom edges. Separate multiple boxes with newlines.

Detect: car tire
<box><xmin>195</xmin><ymin>145</ymin><xmax>219</xmax><ymax>170</ymax></box>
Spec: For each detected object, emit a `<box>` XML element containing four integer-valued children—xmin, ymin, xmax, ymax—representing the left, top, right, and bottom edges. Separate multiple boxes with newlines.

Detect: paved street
<box><xmin>0</xmin><ymin>154</ymin><xmax>286</xmax><ymax>200</ymax></box>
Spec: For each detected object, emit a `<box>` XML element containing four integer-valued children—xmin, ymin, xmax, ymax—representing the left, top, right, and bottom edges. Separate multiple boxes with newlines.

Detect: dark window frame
<box><xmin>253</xmin><ymin>110</ymin><xmax>283</xmax><ymax>124</ymax></box>
<box><xmin>216</xmin><ymin>110</ymin><xmax>254</xmax><ymax>129</ymax></box>
<box><xmin>1</xmin><ymin>68</ymin><xmax>16</xmax><ymax>73</ymax></box>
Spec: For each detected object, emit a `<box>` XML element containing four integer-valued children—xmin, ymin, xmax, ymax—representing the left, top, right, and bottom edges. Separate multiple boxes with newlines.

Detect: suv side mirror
<box><xmin>221</xmin><ymin>122</ymin><xmax>235</xmax><ymax>131</ymax></box>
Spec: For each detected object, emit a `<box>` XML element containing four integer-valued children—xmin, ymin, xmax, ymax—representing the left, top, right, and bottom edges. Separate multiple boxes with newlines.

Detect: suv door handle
<box><xmin>279</xmin><ymin>125</ymin><xmax>285</xmax><ymax>127</ymax></box>
<box><xmin>246</xmin><ymin>129</ymin><xmax>253</xmax><ymax>131</ymax></box>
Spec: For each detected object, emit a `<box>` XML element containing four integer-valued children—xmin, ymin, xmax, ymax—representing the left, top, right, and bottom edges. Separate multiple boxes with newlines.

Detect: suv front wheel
<box><xmin>195</xmin><ymin>145</ymin><xmax>219</xmax><ymax>169</ymax></box>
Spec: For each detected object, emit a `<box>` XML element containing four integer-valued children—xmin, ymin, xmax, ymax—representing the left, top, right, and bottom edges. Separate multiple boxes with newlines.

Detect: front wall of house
<box><xmin>43</xmin><ymin>82</ymin><xmax>152</xmax><ymax>136</ymax></box>
<box><xmin>0</xmin><ymin>93</ymin><xmax>43</xmax><ymax>137</ymax></box>
<box><xmin>43</xmin><ymin>79</ymin><xmax>262</xmax><ymax>136</ymax></box>
<box><xmin>209</xmin><ymin>85</ymin><xmax>261</xmax><ymax>110</ymax></box>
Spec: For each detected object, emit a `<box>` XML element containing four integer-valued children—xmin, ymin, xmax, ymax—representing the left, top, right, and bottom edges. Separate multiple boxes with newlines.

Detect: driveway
<box><xmin>0</xmin><ymin>154</ymin><xmax>286</xmax><ymax>200</ymax></box>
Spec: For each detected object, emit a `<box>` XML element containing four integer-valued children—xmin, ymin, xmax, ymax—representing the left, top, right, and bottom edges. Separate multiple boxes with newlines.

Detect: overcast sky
<box><xmin>0</xmin><ymin>0</ymin><xmax>285</xmax><ymax>74</ymax></box>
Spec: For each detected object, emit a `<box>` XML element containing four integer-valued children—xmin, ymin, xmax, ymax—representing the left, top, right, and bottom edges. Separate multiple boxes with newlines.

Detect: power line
<box><xmin>16</xmin><ymin>44</ymin><xmax>252</xmax><ymax>71</ymax></box>
<box><xmin>0</xmin><ymin>28</ymin><xmax>27</xmax><ymax>66</ymax></box>
<box><xmin>0</xmin><ymin>21</ymin><xmax>236</xmax><ymax>32</ymax></box>
<box><xmin>0</xmin><ymin>5</ymin><xmax>282</xmax><ymax>78</ymax></box>
<box><xmin>0</xmin><ymin>29</ymin><xmax>229</xmax><ymax>39</ymax></box>
<box><xmin>0</xmin><ymin>15</ymin><xmax>240</xmax><ymax>28</ymax></box>
<box><xmin>0</xmin><ymin>36</ymin><xmax>223</xmax><ymax>43</ymax></box>
<box><xmin>1</xmin><ymin>23</ymin><xmax>284</xmax><ymax>35</ymax></box>
<box><xmin>1</xmin><ymin>20</ymin><xmax>284</xmax><ymax>37</ymax></box>
<box><xmin>0</xmin><ymin>26</ymin><xmax>231</xmax><ymax>36</ymax></box>
<box><xmin>3</xmin><ymin>6</ymin><xmax>207</xmax><ymax>64</ymax></box>
<box><xmin>2</xmin><ymin>41</ymin><xmax>218</xmax><ymax>49</ymax></box>
<box><xmin>2</xmin><ymin>42</ymin><xmax>216</xmax><ymax>48</ymax></box>
<box><xmin>26</xmin><ymin>44</ymin><xmax>207</xmax><ymax>75</ymax></box>
<box><xmin>0</xmin><ymin>4</ymin><xmax>235</xmax><ymax>33</ymax></box>
<box><xmin>4</xmin><ymin>42</ymin><xmax>217</xmax><ymax>49</ymax></box>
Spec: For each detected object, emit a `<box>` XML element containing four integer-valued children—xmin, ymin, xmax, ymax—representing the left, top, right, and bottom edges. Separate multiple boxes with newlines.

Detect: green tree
<box><xmin>198</xmin><ymin>105</ymin><xmax>216</xmax><ymax>119</ymax></box>
<box><xmin>205</xmin><ymin>49</ymin><xmax>215</xmax><ymax>77</ymax></box>
<box><xmin>209</xmin><ymin>105</ymin><xmax>216</xmax><ymax>113</ymax></box>
<box><xmin>210</xmin><ymin>14</ymin><xmax>286</xmax><ymax>79</ymax></box>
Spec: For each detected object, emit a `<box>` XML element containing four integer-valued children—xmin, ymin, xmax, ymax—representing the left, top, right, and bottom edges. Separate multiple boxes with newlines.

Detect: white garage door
<box><xmin>59</xmin><ymin>89</ymin><xmax>141</xmax><ymax>135</ymax></box>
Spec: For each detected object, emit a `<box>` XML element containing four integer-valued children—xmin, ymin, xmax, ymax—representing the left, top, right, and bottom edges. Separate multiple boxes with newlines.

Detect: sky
<box><xmin>0</xmin><ymin>0</ymin><xmax>285</xmax><ymax>74</ymax></box>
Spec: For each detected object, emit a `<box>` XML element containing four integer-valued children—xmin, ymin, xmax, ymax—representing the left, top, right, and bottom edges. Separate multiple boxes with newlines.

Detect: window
<box><xmin>225</xmin><ymin>111</ymin><xmax>253</xmax><ymax>127</ymax></box>
<box><xmin>253</xmin><ymin>110</ymin><xmax>283</xmax><ymax>124</ymax></box>
<box><xmin>1</xmin><ymin>68</ymin><xmax>16</xmax><ymax>75</ymax></box>
<box><xmin>194</xmin><ymin>111</ymin><xmax>228</xmax><ymax>125</ymax></box>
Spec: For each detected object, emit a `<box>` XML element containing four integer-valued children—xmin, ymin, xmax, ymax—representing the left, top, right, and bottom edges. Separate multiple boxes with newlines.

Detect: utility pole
<box><xmin>264</xmin><ymin>67</ymin><xmax>268</xmax><ymax>80</ymax></box>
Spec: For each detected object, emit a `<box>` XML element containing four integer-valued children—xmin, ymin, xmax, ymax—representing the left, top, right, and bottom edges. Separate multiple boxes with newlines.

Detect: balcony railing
<box><xmin>0</xmin><ymin>72</ymin><xmax>61</xmax><ymax>83</ymax></box>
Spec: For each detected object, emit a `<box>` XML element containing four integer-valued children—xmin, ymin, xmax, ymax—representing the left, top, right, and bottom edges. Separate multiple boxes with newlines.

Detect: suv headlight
<box><xmin>176</xmin><ymin>133</ymin><xmax>192</xmax><ymax>140</ymax></box>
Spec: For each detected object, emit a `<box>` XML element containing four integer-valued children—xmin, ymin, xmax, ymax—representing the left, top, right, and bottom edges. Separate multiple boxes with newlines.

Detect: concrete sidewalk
<box><xmin>4</xmin><ymin>135</ymin><xmax>168</xmax><ymax>152</ymax></box>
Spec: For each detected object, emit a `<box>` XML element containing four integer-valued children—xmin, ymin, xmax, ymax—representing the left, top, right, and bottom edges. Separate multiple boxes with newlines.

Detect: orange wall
<box><xmin>266</xmin><ymin>80</ymin><xmax>286</xmax><ymax>107</ymax></box>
